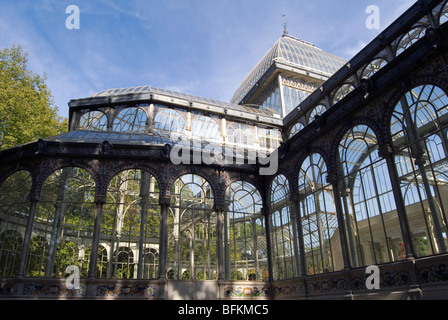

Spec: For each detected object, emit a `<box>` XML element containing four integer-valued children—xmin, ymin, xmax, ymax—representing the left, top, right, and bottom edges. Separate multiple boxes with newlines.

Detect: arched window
<box><xmin>224</xmin><ymin>181</ymin><xmax>267</xmax><ymax>281</ymax></box>
<box><xmin>83</xmin><ymin>244</ymin><xmax>108</xmax><ymax>278</ymax></box>
<box><xmin>168</xmin><ymin>174</ymin><xmax>215</xmax><ymax>280</ymax></box>
<box><xmin>289</xmin><ymin>122</ymin><xmax>305</xmax><ymax>139</ymax></box>
<box><xmin>102</xmin><ymin>169</ymin><xmax>160</xmax><ymax>279</ymax></box>
<box><xmin>338</xmin><ymin>125</ymin><xmax>403</xmax><ymax>267</ymax></box>
<box><xmin>309</xmin><ymin>105</ymin><xmax>327</xmax><ymax>124</ymax></box>
<box><xmin>361</xmin><ymin>58</ymin><xmax>388</xmax><ymax>79</ymax></box>
<box><xmin>0</xmin><ymin>231</ymin><xmax>23</xmax><ymax>278</ymax></box>
<box><xmin>154</xmin><ymin>108</ymin><xmax>185</xmax><ymax>137</ymax></box>
<box><xmin>226</xmin><ymin>123</ymin><xmax>254</xmax><ymax>148</ymax></box>
<box><xmin>333</xmin><ymin>83</ymin><xmax>355</xmax><ymax>105</ymax></box>
<box><xmin>78</xmin><ymin>110</ymin><xmax>108</xmax><ymax>131</ymax></box>
<box><xmin>0</xmin><ymin>170</ymin><xmax>32</xmax><ymax>277</ymax></box>
<box><xmin>258</xmin><ymin>128</ymin><xmax>282</xmax><ymax>151</ymax></box>
<box><xmin>270</xmin><ymin>175</ymin><xmax>299</xmax><ymax>280</ymax></box>
<box><xmin>113</xmin><ymin>107</ymin><xmax>147</xmax><ymax>133</ymax></box>
<box><xmin>395</xmin><ymin>27</ymin><xmax>427</xmax><ymax>56</ymax></box>
<box><xmin>142</xmin><ymin>248</ymin><xmax>159</xmax><ymax>279</ymax></box>
<box><xmin>298</xmin><ymin>154</ymin><xmax>343</xmax><ymax>275</ymax></box>
<box><xmin>191</xmin><ymin>116</ymin><xmax>221</xmax><ymax>141</ymax></box>
<box><xmin>113</xmin><ymin>247</ymin><xmax>134</xmax><ymax>279</ymax></box>
<box><xmin>28</xmin><ymin>167</ymin><xmax>95</xmax><ymax>278</ymax></box>
<box><xmin>391</xmin><ymin>84</ymin><xmax>448</xmax><ymax>257</ymax></box>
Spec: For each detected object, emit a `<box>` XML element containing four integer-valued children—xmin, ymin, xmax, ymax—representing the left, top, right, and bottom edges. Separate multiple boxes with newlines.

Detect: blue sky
<box><xmin>0</xmin><ymin>0</ymin><xmax>415</xmax><ymax>118</ymax></box>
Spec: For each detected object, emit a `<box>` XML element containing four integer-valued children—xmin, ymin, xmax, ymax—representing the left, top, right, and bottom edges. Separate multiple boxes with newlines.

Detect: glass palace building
<box><xmin>1</xmin><ymin>0</ymin><xmax>448</xmax><ymax>300</ymax></box>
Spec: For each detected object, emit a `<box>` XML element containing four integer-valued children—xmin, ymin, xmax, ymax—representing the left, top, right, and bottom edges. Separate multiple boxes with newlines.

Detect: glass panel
<box><xmin>282</xmin><ymin>86</ymin><xmax>311</xmax><ymax>116</ymax></box>
<box><xmin>258</xmin><ymin>128</ymin><xmax>282</xmax><ymax>151</ymax></box>
<box><xmin>309</xmin><ymin>105</ymin><xmax>327</xmax><ymax>123</ymax></box>
<box><xmin>27</xmin><ymin>167</ymin><xmax>95</xmax><ymax>278</ymax></box>
<box><xmin>168</xmin><ymin>174</ymin><xmax>215</xmax><ymax>280</ymax></box>
<box><xmin>298</xmin><ymin>154</ymin><xmax>343</xmax><ymax>274</ymax></box>
<box><xmin>438</xmin><ymin>1</ymin><xmax>448</xmax><ymax>25</ymax></box>
<box><xmin>224</xmin><ymin>181</ymin><xmax>267</xmax><ymax>281</ymax></box>
<box><xmin>113</xmin><ymin>107</ymin><xmax>147</xmax><ymax>133</ymax></box>
<box><xmin>83</xmin><ymin>245</ymin><xmax>108</xmax><ymax>278</ymax></box>
<box><xmin>361</xmin><ymin>58</ymin><xmax>388</xmax><ymax>79</ymax></box>
<box><xmin>102</xmin><ymin>169</ymin><xmax>160</xmax><ymax>279</ymax></box>
<box><xmin>339</xmin><ymin>125</ymin><xmax>403</xmax><ymax>267</ymax></box>
<box><xmin>391</xmin><ymin>85</ymin><xmax>448</xmax><ymax>257</ymax></box>
<box><xmin>226</xmin><ymin>123</ymin><xmax>255</xmax><ymax>148</ymax></box>
<box><xmin>395</xmin><ymin>27</ymin><xmax>427</xmax><ymax>56</ymax></box>
<box><xmin>191</xmin><ymin>116</ymin><xmax>221</xmax><ymax>142</ymax></box>
<box><xmin>270</xmin><ymin>175</ymin><xmax>299</xmax><ymax>280</ymax></box>
<box><xmin>78</xmin><ymin>111</ymin><xmax>108</xmax><ymax>131</ymax></box>
<box><xmin>333</xmin><ymin>83</ymin><xmax>355</xmax><ymax>105</ymax></box>
<box><xmin>261</xmin><ymin>87</ymin><xmax>282</xmax><ymax>116</ymax></box>
<box><xmin>154</xmin><ymin>108</ymin><xmax>186</xmax><ymax>137</ymax></box>
<box><xmin>289</xmin><ymin>122</ymin><xmax>305</xmax><ymax>139</ymax></box>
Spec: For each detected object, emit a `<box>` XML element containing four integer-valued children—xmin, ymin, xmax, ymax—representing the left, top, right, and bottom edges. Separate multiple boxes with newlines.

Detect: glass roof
<box><xmin>231</xmin><ymin>34</ymin><xmax>347</xmax><ymax>105</ymax></box>
<box><xmin>45</xmin><ymin>130</ymin><xmax>173</xmax><ymax>146</ymax></box>
<box><xmin>91</xmin><ymin>85</ymin><xmax>279</xmax><ymax>118</ymax></box>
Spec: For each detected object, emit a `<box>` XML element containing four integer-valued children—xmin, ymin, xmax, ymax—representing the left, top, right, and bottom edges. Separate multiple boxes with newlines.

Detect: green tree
<box><xmin>0</xmin><ymin>44</ymin><xmax>67</xmax><ymax>150</ymax></box>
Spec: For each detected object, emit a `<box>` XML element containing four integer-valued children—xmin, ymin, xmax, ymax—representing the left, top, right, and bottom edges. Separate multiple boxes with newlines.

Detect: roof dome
<box><xmin>231</xmin><ymin>34</ymin><xmax>347</xmax><ymax>105</ymax></box>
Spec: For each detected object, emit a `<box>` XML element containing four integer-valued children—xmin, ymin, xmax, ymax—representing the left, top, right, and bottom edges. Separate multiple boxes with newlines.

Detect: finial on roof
<box><xmin>283</xmin><ymin>13</ymin><xmax>288</xmax><ymax>35</ymax></box>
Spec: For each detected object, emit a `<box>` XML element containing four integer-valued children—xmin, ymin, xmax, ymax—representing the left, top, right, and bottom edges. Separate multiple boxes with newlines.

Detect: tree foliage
<box><xmin>0</xmin><ymin>44</ymin><xmax>67</xmax><ymax>150</ymax></box>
